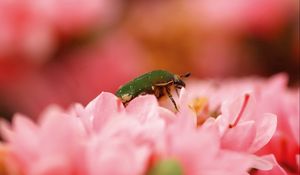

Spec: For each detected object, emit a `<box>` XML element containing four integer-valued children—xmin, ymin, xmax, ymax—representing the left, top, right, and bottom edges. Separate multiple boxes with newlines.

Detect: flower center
<box><xmin>189</xmin><ymin>97</ymin><xmax>221</xmax><ymax>126</ymax></box>
<box><xmin>229</xmin><ymin>94</ymin><xmax>250</xmax><ymax>128</ymax></box>
<box><xmin>189</xmin><ymin>97</ymin><xmax>209</xmax><ymax>126</ymax></box>
<box><xmin>189</xmin><ymin>97</ymin><xmax>209</xmax><ymax>114</ymax></box>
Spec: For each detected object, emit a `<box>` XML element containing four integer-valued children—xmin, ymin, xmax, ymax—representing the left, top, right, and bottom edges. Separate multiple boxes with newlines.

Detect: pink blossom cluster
<box><xmin>0</xmin><ymin>74</ymin><xmax>299</xmax><ymax>175</ymax></box>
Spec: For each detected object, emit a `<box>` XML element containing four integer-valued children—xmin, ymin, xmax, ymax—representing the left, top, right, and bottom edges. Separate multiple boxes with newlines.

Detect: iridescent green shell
<box><xmin>115</xmin><ymin>70</ymin><xmax>174</xmax><ymax>103</ymax></box>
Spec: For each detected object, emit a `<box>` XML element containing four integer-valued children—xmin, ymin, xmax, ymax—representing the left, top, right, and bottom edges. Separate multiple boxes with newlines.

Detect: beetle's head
<box><xmin>173</xmin><ymin>72</ymin><xmax>191</xmax><ymax>89</ymax></box>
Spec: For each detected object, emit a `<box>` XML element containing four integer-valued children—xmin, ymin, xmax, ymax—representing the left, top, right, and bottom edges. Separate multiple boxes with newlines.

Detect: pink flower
<box><xmin>174</xmin><ymin>88</ymin><xmax>277</xmax><ymax>172</ymax></box>
<box><xmin>218</xmin><ymin>94</ymin><xmax>277</xmax><ymax>153</ymax></box>
<box><xmin>1</xmin><ymin>107</ymin><xmax>87</xmax><ymax>175</ymax></box>
<box><xmin>0</xmin><ymin>92</ymin><xmax>172</xmax><ymax>175</ymax></box>
<box><xmin>217</xmin><ymin>94</ymin><xmax>278</xmax><ymax>172</ymax></box>
<box><xmin>0</xmin><ymin>91</ymin><xmax>257</xmax><ymax>175</ymax></box>
<box><xmin>254</xmin><ymin>76</ymin><xmax>300</xmax><ymax>174</ymax></box>
<box><xmin>153</xmin><ymin>108</ymin><xmax>253</xmax><ymax>175</ymax></box>
<box><xmin>74</xmin><ymin>93</ymin><xmax>169</xmax><ymax>175</ymax></box>
<box><xmin>176</xmin><ymin>74</ymin><xmax>299</xmax><ymax>174</ymax></box>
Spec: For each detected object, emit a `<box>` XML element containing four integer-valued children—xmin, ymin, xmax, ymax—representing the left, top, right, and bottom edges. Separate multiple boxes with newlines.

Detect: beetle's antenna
<box><xmin>180</xmin><ymin>72</ymin><xmax>191</xmax><ymax>78</ymax></box>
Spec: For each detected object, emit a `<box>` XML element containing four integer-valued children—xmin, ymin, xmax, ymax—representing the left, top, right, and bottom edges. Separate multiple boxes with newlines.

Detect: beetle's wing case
<box><xmin>115</xmin><ymin>70</ymin><xmax>174</xmax><ymax>102</ymax></box>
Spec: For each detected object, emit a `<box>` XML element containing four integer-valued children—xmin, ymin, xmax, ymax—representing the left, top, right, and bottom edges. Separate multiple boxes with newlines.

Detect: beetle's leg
<box><xmin>165</xmin><ymin>86</ymin><xmax>178</xmax><ymax>111</ymax></box>
<box><xmin>159</xmin><ymin>87</ymin><xmax>165</xmax><ymax>98</ymax></box>
<box><xmin>154</xmin><ymin>80</ymin><xmax>173</xmax><ymax>87</ymax></box>
<box><xmin>153</xmin><ymin>86</ymin><xmax>159</xmax><ymax>98</ymax></box>
<box><xmin>153</xmin><ymin>86</ymin><xmax>165</xmax><ymax>99</ymax></box>
<box><xmin>175</xmin><ymin>87</ymin><xmax>180</xmax><ymax>97</ymax></box>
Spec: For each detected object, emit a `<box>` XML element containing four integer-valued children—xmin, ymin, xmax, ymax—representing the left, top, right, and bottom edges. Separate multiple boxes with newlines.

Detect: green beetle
<box><xmin>115</xmin><ymin>70</ymin><xmax>191</xmax><ymax>110</ymax></box>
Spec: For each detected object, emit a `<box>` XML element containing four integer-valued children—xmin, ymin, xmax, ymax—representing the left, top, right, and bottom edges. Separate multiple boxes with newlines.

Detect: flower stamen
<box><xmin>188</xmin><ymin>97</ymin><xmax>209</xmax><ymax>126</ymax></box>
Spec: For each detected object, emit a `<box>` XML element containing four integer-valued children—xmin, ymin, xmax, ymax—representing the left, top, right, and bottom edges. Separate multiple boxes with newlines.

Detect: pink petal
<box><xmin>169</xmin><ymin>109</ymin><xmax>196</xmax><ymax>132</ymax></box>
<box><xmin>126</xmin><ymin>95</ymin><xmax>160</xmax><ymax>122</ymax></box>
<box><xmin>215</xmin><ymin>114</ymin><xmax>228</xmax><ymax>134</ymax></box>
<box><xmin>288</xmin><ymin>115</ymin><xmax>300</xmax><ymax>145</ymax></box>
<box><xmin>157</xmin><ymin>107</ymin><xmax>176</xmax><ymax>125</ymax></box>
<box><xmin>221</xmin><ymin>121</ymin><xmax>256</xmax><ymax>152</ymax></box>
<box><xmin>221</xmin><ymin>95</ymin><xmax>246</xmax><ymax>124</ymax></box>
<box><xmin>85</xmin><ymin>92</ymin><xmax>124</xmax><ymax>132</ymax></box>
<box><xmin>0</xmin><ymin>118</ymin><xmax>14</xmax><ymax>142</ymax></box>
<box><xmin>248</xmin><ymin>113</ymin><xmax>277</xmax><ymax>153</ymax></box>
<box><xmin>73</xmin><ymin>103</ymin><xmax>93</xmax><ymax>134</ymax></box>
<box><xmin>30</xmin><ymin>156</ymin><xmax>72</xmax><ymax>175</ymax></box>
<box><xmin>221</xmin><ymin>93</ymin><xmax>256</xmax><ymax>123</ymax></box>
<box><xmin>178</xmin><ymin>88</ymin><xmax>189</xmax><ymax>105</ymax></box>
<box><xmin>267</xmin><ymin>74</ymin><xmax>288</xmax><ymax>91</ymax></box>
<box><xmin>99</xmin><ymin>116</ymin><xmax>141</xmax><ymax>139</ymax></box>
<box><xmin>211</xmin><ymin>150</ymin><xmax>253</xmax><ymax>175</ymax></box>
<box><xmin>6</xmin><ymin>114</ymin><xmax>39</xmax><ymax>165</ymax></box>
<box><xmin>86</xmin><ymin>137</ymin><xmax>150</xmax><ymax>175</ymax></box>
<box><xmin>12</xmin><ymin>114</ymin><xmax>38</xmax><ymax>141</ymax></box>
<box><xmin>253</xmin><ymin>154</ymin><xmax>287</xmax><ymax>175</ymax></box>
<box><xmin>39</xmin><ymin>112</ymin><xmax>85</xmax><ymax>155</ymax></box>
<box><xmin>201</xmin><ymin>117</ymin><xmax>218</xmax><ymax>130</ymax></box>
<box><xmin>177</xmin><ymin>88</ymin><xmax>197</xmax><ymax>121</ymax></box>
<box><xmin>250</xmin><ymin>155</ymin><xmax>274</xmax><ymax>171</ymax></box>
<box><xmin>167</xmin><ymin>126</ymin><xmax>220</xmax><ymax>171</ymax></box>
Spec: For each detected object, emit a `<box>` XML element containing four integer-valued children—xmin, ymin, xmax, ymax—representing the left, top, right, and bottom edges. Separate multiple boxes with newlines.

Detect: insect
<box><xmin>115</xmin><ymin>70</ymin><xmax>191</xmax><ymax>110</ymax></box>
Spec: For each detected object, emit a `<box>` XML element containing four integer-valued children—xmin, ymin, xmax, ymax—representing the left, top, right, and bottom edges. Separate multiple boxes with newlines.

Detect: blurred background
<box><xmin>0</xmin><ymin>0</ymin><xmax>299</xmax><ymax>120</ymax></box>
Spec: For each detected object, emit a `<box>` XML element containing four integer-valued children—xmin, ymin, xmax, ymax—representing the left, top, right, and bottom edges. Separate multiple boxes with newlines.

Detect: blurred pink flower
<box><xmin>0</xmin><ymin>92</ymin><xmax>172</xmax><ymax>175</ymax></box>
<box><xmin>0</xmin><ymin>0</ymin><xmax>135</xmax><ymax>119</ymax></box>
<box><xmin>0</xmin><ymin>0</ymin><xmax>119</xmax><ymax>62</ymax></box>
<box><xmin>0</xmin><ymin>92</ymin><xmax>155</xmax><ymax>175</ymax></box>
<box><xmin>1</xmin><ymin>108</ymin><xmax>87</xmax><ymax>175</ymax></box>
<box><xmin>253</xmin><ymin>77</ymin><xmax>300</xmax><ymax>175</ymax></box>
<box><xmin>190</xmin><ymin>0</ymin><xmax>296</xmax><ymax>36</ymax></box>
<box><xmin>0</xmin><ymin>32</ymin><xmax>146</xmax><ymax>118</ymax></box>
